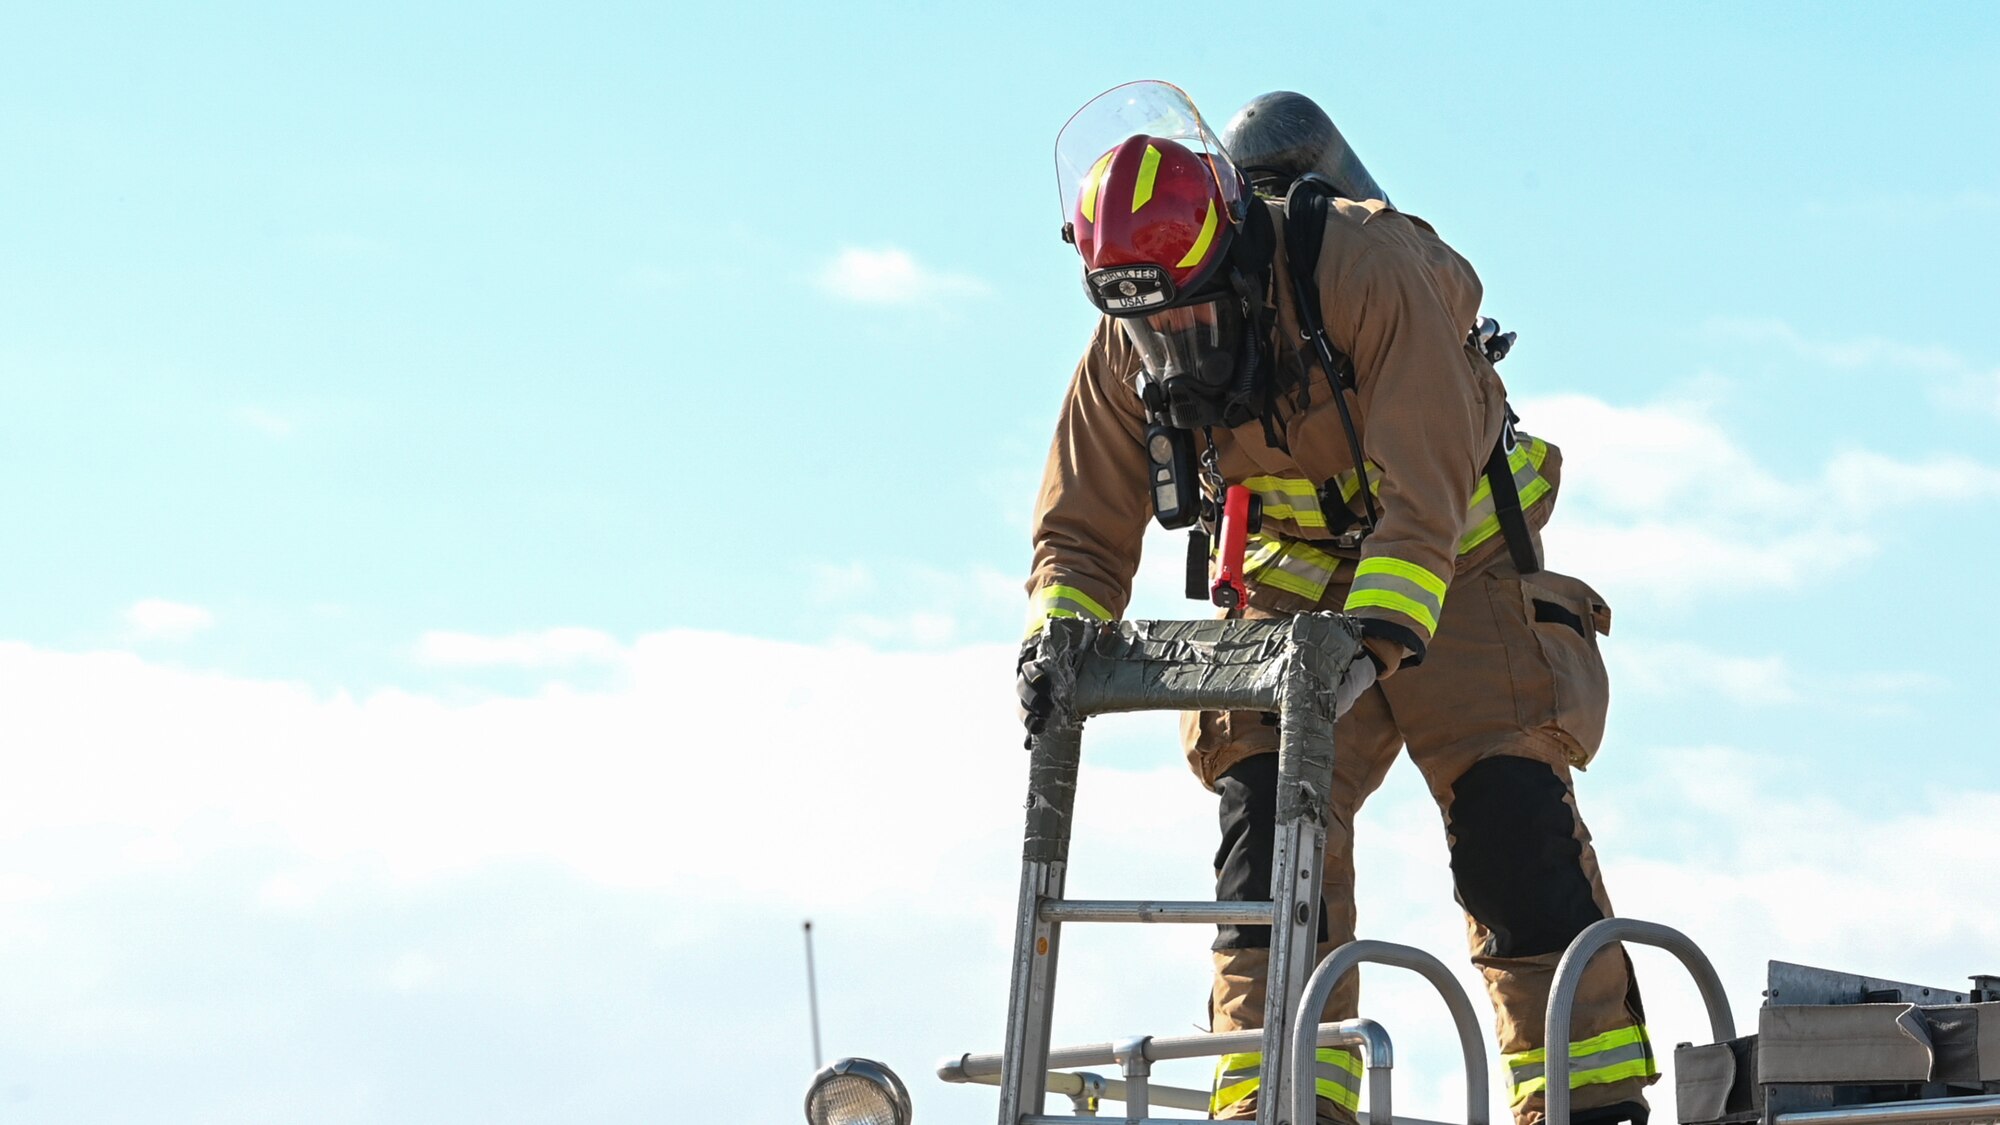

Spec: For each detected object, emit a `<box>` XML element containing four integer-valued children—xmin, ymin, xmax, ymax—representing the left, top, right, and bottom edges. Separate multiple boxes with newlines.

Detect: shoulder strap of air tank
<box><xmin>1280</xmin><ymin>177</ymin><xmax>1354</xmax><ymax>391</ymax></box>
<box><xmin>1484</xmin><ymin>409</ymin><xmax>1543</xmax><ymax>575</ymax></box>
<box><xmin>1281</xmin><ymin>177</ymin><xmax>1376</xmax><ymax>532</ymax></box>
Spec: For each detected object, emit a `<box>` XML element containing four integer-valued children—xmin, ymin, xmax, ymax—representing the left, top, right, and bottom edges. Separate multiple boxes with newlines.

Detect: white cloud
<box><xmin>1703</xmin><ymin>318</ymin><xmax>2000</xmax><ymax>420</ymax></box>
<box><xmin>1937</xmin><ymin>367</ymin><xmax>2000</xmax><ymax>421</ymax></box>
<box><xmin>804</xmin><ymin>559</ymin><xmax>1025</xmax><ymax>647</ymax></box>
<box><xmin>1601</xmin><ymin>746</ymin><xmax>2000</xmax><ymax>1028</ymax></box>
<box><xmin>1</xmin><ymin>632</ymin><xmax>1994</xmax><ymax>1124</ymax></box>
<box><xmin>814</xmin><ymin>246</ymin><xmax>990</xmax><ymax>306</ymax></box>
<box><xmin>411</xmin><ymin>626</ymin><xmax>625</xmax><ymax>668</ymax></box>
<box><xmin>1704</xmin><ymin>318</ymin><xmax>1969</xmax><ymax>375</ymax></box>
<box><xmin>124</xmin><ymin>598</ymin><xmax>214</xmax><ymax>640</ymax></box>
<box><xmin>1612</xmin><ymin>640</ymin><xmax>1800</xmax><ymax>705</ymax></box>
<box><xmin>1522</xmin><ymin>392</ymin><xmax>2000</xmax><ymax>601</ymax></box>
<box><xmin>1824</xmin><ymin>449</ymin><xmax>2000</xmax><ymax>507</ymax></box>
<box><xmin>1608</xmin><ymin>638</ymin><xmax>1944</xmax><ymax>714</ymax></box>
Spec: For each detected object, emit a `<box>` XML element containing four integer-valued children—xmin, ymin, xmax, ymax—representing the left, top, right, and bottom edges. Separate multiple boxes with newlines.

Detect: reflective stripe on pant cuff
<box><xmin>1211</xmin><ymin>1047</ymin><xmax>1363</xmax><ymax>1114</ymax></box>
<box><xmin>1504</xmin><ymin>1024</ymin><xmax>1657</xmax><ymax>1104</ymax></box>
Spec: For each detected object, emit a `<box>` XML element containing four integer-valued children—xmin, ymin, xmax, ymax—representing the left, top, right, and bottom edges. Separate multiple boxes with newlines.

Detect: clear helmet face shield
<box><xmin>1055</xmin><ymin>80</ymin><xmax>1246</xmax><ymax>232</ymax></box>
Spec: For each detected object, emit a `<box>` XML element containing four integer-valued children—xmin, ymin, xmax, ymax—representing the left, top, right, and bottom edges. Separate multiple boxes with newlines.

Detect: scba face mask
<box><xmin>1121</xmin><ymin>297</ymin><xmax>1242</xmax><ymax>429</ymax></box>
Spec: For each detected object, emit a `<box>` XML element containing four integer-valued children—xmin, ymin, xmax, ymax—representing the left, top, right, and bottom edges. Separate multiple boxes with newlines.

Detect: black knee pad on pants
<box><xmin>1447</xmin><ymin>755</ymin><xmax>1605</xmax><ymax>958</ymax></box>
<box><xmin>1213</xmin><ymin>753</ymin><xmax>1329</xmax><ymax>951</ymax></box>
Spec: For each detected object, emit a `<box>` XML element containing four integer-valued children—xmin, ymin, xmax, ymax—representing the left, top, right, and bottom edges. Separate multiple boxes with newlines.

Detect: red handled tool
<box><xmin>1210</xmin><ymin>484</ymin><xmax>1252</xmax><ymax>609</ymax></box>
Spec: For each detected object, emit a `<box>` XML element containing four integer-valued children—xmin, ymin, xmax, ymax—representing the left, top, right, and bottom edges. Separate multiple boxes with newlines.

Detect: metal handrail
<box><xmin>946</xmin><ymin>1017</ymin><xmax>1390</xmax><ymax>1079</ymax></box>
<box><xmin>1772</xmin><ymin>1096</ymin><xmax>2000</xmax><ymax>1125</ymax></box>
<box><xmin>952</xmin><ymin>1066</ymin><xmax>1212</xmax><ymax>1115</ymax></box>
<box><xmin>1290</xmin><ymin>940</ymin><xmax>1493</xmax><ymax>1125</ymax></box>
<box><xmin>1543</xmin><ymin>918</ymin><xmax>1737</xmax><ymax>1125</ymax></box>
<box><xmin>944</xmin><ymin>1018</ymin><xmax>1391</xmax><ymax>1123</ymax></box>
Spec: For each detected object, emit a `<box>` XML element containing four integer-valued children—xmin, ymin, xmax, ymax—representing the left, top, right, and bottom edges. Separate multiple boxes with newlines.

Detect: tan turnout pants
<box><xmin>1183</xmin><ymin>557</ymin><xmax>1656</xmax><ymax>1125</ymax></box>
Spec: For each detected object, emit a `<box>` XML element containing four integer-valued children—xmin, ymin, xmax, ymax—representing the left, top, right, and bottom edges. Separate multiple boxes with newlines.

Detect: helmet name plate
<box><xmin>1086</xmin><ymin>265</ymin><xmax>1176</xmax><ymax>313</ymax></box>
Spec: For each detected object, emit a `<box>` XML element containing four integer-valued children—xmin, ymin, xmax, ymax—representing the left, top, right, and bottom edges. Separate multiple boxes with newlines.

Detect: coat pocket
<box><xmin>1517</xmin><ymin>569</ymin><xmax>1611</xmax><ymax>768</ymax></box>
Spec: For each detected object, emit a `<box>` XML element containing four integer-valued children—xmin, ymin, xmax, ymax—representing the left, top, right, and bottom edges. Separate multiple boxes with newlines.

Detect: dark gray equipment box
<box><xmin>1677</xmin><ymin>962</ymin><xmax>2000</xmax><ymax>1125</ymax></box>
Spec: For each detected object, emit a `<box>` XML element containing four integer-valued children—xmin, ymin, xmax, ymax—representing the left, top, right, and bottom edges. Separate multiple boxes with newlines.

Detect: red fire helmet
<box><xmin>1070</xmin><ymin>135</ymin><xmax>1234</xmax><ymax>306</ymax></box>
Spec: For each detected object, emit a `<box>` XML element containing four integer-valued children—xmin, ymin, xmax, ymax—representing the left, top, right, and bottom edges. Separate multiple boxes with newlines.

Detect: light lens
<box><xmin>804</xmin><ymin>1058</ymin><xmax>911</xmax><ymax>1125</ymax></box>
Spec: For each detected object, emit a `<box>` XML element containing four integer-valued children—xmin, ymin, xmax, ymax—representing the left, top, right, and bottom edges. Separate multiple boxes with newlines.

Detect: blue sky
<box><xmin>3</xmin><ymin>3</ymin><xmax>1999</xmax><ymax>1123</ymax></box>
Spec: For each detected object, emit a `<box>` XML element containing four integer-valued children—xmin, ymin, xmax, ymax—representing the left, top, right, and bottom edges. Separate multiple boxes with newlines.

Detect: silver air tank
<box><xmin>1220</xmin><ymin>90</ymin><xmax>1390</xmax><ymax>206</ymax></box>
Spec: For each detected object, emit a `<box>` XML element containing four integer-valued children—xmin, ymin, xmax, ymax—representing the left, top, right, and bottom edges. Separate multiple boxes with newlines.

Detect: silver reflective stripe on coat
<box><xmin>1243</xmin><ymin>535</ymin><xmax>1344</xmax><ymax>602</ymax></box>
<box><xmin>1458</xmin><ymin>434</ymin><xmax>1553</xmax><ymax>555</ymax></box>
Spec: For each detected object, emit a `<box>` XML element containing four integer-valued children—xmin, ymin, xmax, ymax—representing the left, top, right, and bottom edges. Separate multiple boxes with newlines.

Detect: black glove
<box><xmin>1016</xmin><ymin>637</ymin><xmax>1054</xmax><ymax>745</ymax></box>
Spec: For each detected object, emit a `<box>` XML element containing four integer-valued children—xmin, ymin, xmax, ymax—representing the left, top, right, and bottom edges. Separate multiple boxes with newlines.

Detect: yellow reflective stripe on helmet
<box><xmin>1345</xmin><ymin>557</ymin><xmax>1448</xmax><ymax>635</ymax></box>
<box><xmin>1458</xmin><ymin>435</ymin><xmax>1553</xmax><ymax>555</ymax></box>
<box><xmin>1243</xmin><ymin>475</ymin><xmax>1327</xmax><ymax>530</ymax></box>
<box><xmin>1080</xmin><ymin>150</ymin><xmax>1114</xmax><ymax>224</ymax></box>
<box><xmin>1024</xmin><ymin>584</ymin><xmax>1114</xmax><ymax>637</ymax></box>
<box><xmin>1175</xmin><ymin>200</ymin><xmax>1219</xmax><ymax>269</ymax></box>
<box><xmin>1243</xmin><ymin>534</ymin><xmax>1342</xmax><ymax>602</ymax></box>
<box><xmin>1503</xmin><ymin>1025</ymin><xmax>1656</xmax><ymax>1105</ymax></box>
<box><xmin>1132</xmin><ymin>144</ymin><xmax>1161</xmax><ymax>212</ymax></box>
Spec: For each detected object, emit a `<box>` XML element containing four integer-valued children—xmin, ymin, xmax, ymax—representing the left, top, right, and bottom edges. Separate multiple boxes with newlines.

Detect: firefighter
<box><xmin>1018</xmin><ymin>84</ymin><xmax>1656</xmax><ymax>1125</ymax></box>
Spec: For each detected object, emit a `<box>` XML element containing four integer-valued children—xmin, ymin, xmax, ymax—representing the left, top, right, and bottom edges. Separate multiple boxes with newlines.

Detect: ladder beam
<box><xmin>1038</xmin><ymin>899</ymin><xmax>1277</xmax><ymax>924</ymax></box>
<box><xmin>997</xmin><ymin>717</ymin><xmax>1084</xmax><ymax>1124</ymax></box>
<box><xmin>1259</xmin><ymin>617</ymin><xmax>1347</xmax><ymax>1125</ymax></box>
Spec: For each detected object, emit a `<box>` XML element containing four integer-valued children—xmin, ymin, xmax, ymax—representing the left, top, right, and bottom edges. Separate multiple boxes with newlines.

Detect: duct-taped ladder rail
<box><xmin>998</xmin><ymin>614</ymin><xmax>1360</xmax><ymax>1125</ymax></box>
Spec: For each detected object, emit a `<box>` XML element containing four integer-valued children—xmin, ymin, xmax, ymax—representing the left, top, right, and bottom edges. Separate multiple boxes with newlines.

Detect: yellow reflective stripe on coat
<box><xmin>1327</xmin><ymin>461</ymin><xmax>1384</xmax><ymax>505</ymax></box>
<box><xmin>1344</xmin><ymin>557</ymin><xmax>1448</xmax><ymax>635</ymax></box>
<box><xmin>1458</xmin><ymin>435</ymin><xmax>1553</xmax><ymax>555</ymax></box>
<box><xmin>1502</xmin><ymin>1024</ymin><xmax>1657</xmax><ymax>1104</ymax></box>
<box><xmin>1243</xmin><ymin>534</ymin><xmax>1343</xmax><ymax>602</ymax></box>
<box><xmin>1316</xmin><ymin>433</ymin><xmax>1555</xmax><ymax>558</ymax></box>
<box><xmin>1210</xmin><ymin>1048</ymin><xmax>1363</xmax><ymax>1114</ymax></box>
<box><xmin>1024</xmin><ymin>584</ymin><xmax>1113</xmax><ymax>637</ymax></box>
<box><xmin>1243</xmin><ymin>475</ymin><xmax>1328</xmax><ymax>531</ymax></box>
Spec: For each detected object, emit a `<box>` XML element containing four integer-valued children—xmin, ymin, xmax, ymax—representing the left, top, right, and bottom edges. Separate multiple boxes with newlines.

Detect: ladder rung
<box><xmin>1038</xmin><ymin>899</ymin><xmax>1276</xmax><ymax>924</ymax></box>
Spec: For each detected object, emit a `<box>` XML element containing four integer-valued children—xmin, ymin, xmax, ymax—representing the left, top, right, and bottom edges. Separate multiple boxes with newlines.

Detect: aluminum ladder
<box><xmin>993</xmin><ymin>613</ymin><xmax>1360</xmax><ymax>1125</ymax></box>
